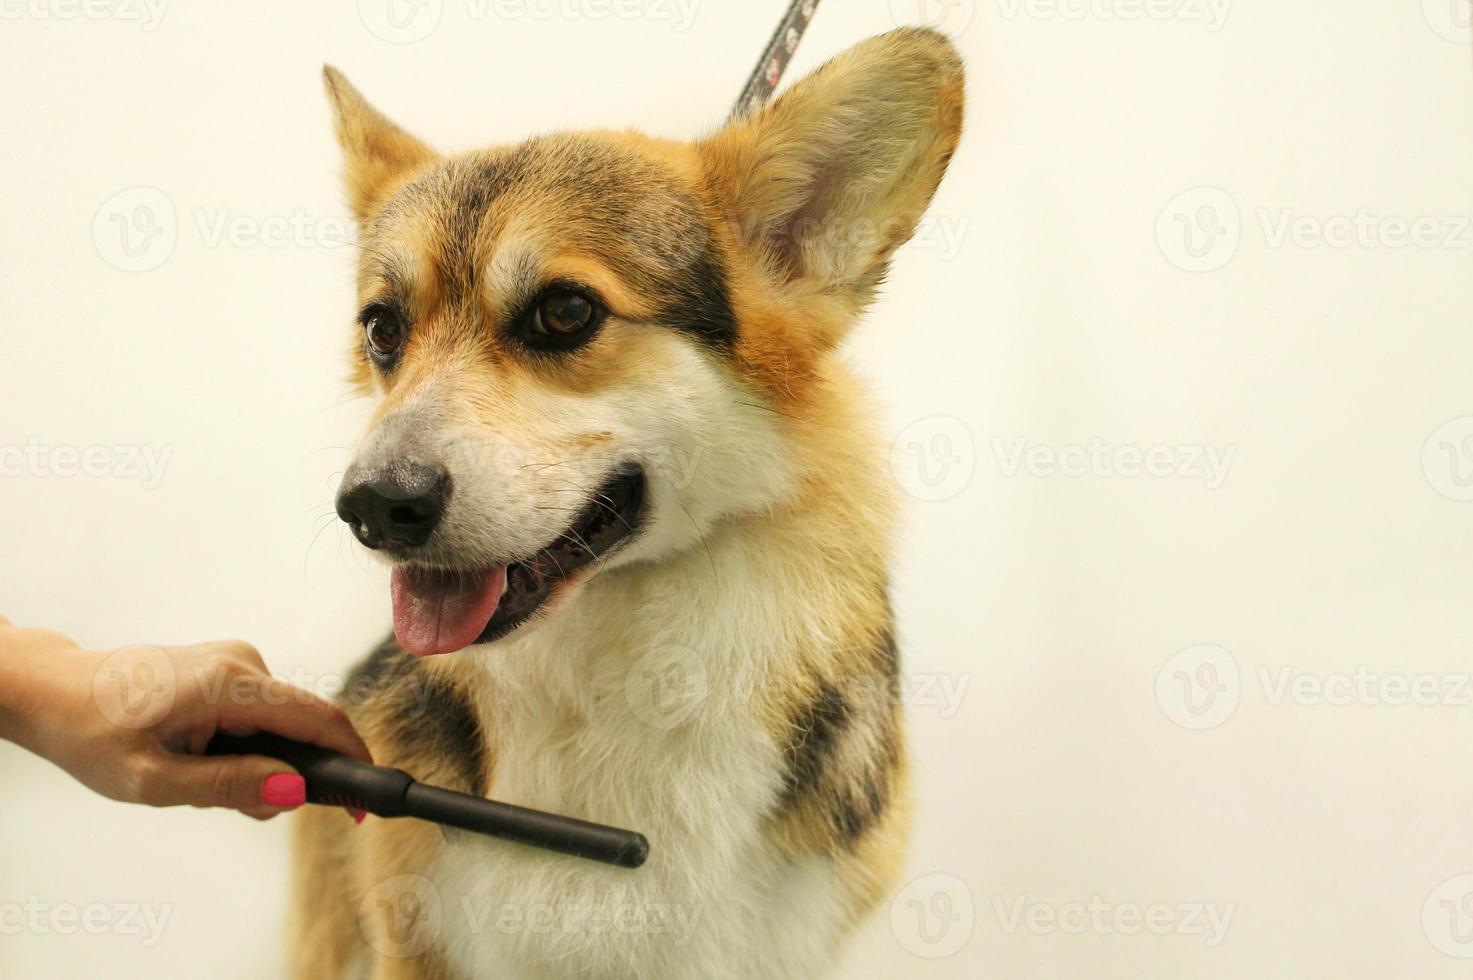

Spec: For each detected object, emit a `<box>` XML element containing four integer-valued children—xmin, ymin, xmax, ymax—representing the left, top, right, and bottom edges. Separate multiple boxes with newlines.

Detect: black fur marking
<box><xmin>656</xmin><ymin>240</ymin><xmax>737</xmax><ymax>352</ymax></box>
<box><xmin>380</xmin><ymin>137</ymin><xmax>737</xmax><ymax>351</ymax></box>
<box><xmin>341</xmin><ymin>633</ymin><xmax>488</xmax><ymax>796</ymax></box>
<box><xmin>843</xmin><ymin>627</ymin><xmax>901</xmax><ymax>841</ymax></box>
<box><xmin>441</xmin><ymin>147</ymin><xmax>534</xmax><ymax>303</ymax></box>
<box><xmin>842</xmin><ymin>699</ymin><xmax>898</xmax><ymax>845</ymax></box>
<box><xmin>777</xmin><ymin>625</ymin><xmax>902</xmax><ymax>851</ymax></box>
<box><xmin>781</xmin><ymin>679</ymin><xmax>851</xmax><ymax>804</ymax></box>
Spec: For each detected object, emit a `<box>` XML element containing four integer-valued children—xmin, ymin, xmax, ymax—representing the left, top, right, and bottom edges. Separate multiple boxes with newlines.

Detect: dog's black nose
<box><xmin>336</xmin><ymin>461</ymin><xmax>450</xmax><ymax>550</ymax></box>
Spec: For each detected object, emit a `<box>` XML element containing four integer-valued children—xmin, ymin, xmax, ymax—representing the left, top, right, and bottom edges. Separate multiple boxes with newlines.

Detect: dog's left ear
<box><xmin>698</xmin><ymin>28</ymin><xmax>964</xmax><ymax>312</ymax></box>
<box><xmin>322</xmin><ymin>66</ymin><xmax>437</xmax><ymax>223</ymax></box>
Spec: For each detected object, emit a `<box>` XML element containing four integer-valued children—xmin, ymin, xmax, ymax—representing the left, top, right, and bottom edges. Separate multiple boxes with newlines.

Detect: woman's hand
<box><xmin>0</xmin><ymin>616</ymin><xmax>371</xmax><ymax>820</ymax></box>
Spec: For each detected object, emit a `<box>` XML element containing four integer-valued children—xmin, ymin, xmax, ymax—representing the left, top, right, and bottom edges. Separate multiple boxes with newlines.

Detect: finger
<box><xmin>0</xmin><ymin>615</ymin><xmax>11</xmax><ymax>627</ymax></box>
<box><xmin>4</xmin><ymin>626</ymin><xmax>80</xmax><ymax>655</ymax></box>
<box><xmin>147</xmin><ymin>752</ymin><xmax>306</xmax><ymax>812</ymax></box>
<box><xmin>214</xmin><ymin>674</ymin><xmax>373</xmax><ymax>764</ymax></box>
<box><xmin>230</xmin><ymin>783</ymin><xmax>361</xmax><ymax>824</ymax></box>
<box><xmin>206</xmin><ymin>640</ymin><xmax>268</xmax><ymax>672</ymax></box>
<box><xmin>241</xmin><ymin>804</ymin><xmax>361</xmax><ymax>824</ymax></box>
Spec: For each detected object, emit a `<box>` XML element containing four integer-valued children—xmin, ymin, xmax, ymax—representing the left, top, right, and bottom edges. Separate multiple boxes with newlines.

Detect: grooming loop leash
<box><xmin>732</xmin><ymin>0</ymin><xmax>822</xmax><ymax>119</ymax></box>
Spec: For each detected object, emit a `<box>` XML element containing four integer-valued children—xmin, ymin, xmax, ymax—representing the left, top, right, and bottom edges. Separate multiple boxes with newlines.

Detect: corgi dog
<box><xmin>293</xmin><ymin>28</ymin><xmax>963</xmax><ymax>980</ymax></box>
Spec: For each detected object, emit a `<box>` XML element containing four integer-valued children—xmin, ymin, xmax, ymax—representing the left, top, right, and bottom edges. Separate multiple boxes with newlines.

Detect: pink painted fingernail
<box><xmin>261</xmin><ymin>773</ymin><xmax>306</xmax><ymax>808</ymax></box>
<box><xmin>348</xmin><ymin>808</ymin><xmax>366</xmax><ymax>825</ymax></box>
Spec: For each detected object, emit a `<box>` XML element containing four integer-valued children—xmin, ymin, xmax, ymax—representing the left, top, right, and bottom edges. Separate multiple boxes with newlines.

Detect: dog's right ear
<box><xmin>322</xmin><ymin>66</ymin><xmax>436</xmax><ymax>224</ymax></box>
<box><xmin>696</xmin><ymin>29</ymin><xmax>963</xmax><ymax>324</ymax></box>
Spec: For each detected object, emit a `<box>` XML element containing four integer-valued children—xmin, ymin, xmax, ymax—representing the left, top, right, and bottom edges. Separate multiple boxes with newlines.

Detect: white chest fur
<box><xmin>426</xmin><ymin>535</ymin><xmax>852</xmax><ymax>980</ymax></box>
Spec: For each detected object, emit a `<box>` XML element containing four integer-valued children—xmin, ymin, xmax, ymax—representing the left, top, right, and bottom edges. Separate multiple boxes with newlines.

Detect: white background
<box><xmin>2</xmin><ymin>1</ymin><xmax>1472</xmax><ymax>977</ymax></box>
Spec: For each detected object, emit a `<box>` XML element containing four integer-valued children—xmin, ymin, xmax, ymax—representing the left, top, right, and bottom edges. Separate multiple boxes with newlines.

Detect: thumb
<box><xmin>157</xmin><ymin>753</ymin><xmax>306</xmax><ymax>812</ymax></box>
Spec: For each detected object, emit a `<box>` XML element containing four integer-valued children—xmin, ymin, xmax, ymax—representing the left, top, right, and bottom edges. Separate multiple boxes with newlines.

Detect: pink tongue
<box><xmin>391</xmin><ymin>565</ymin><xmax>506</xmax><ymax>657</ymax></box>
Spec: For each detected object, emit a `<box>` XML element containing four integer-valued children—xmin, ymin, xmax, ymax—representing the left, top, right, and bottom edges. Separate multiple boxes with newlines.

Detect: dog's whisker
<box><xmin>303</xmin><ymin>513</ymin><xmax>346</xmax><ymax>582</ymax></box>
<box><xmin>672</xmin><ymin>491</ymin><xmax>717</xmax><ymax>581</ymax></box>
<box><xmin>586</xmin><ymin>493</ymin><xmax>637</xmax><ymax>535</ymax></box>
<box><xmin>538</xmin><ymin>547</ymin><xmax>571</xmax><ymax>581</ymax></box>
<box><xmin>518</xmin><ymin>457</ymin><xmax>597</xmax><ymax>472</ymax></box>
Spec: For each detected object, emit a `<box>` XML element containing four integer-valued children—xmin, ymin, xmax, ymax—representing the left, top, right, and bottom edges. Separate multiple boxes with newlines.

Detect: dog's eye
<box><xmin>362</xmin><ymin>306</ymin><xmax>407</xmax><ymax>363</ymax></box>
<box><xmin>531</xmin><ymin>289</ymin><xmax>601</xmax><ymax>339</ymax></box>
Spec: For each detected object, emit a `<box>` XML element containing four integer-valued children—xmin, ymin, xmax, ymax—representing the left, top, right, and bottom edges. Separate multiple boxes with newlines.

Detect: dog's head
<box><xmin>327</xmin><ymin>29</ymin><xmax>963</xmax><ymax>656</ymax></box>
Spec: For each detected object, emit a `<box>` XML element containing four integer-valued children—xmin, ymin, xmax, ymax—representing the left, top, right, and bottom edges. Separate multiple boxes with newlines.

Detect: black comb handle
<box><xmin>207</xmin><ymin>731</ymin><xmax>648</xmax><ymax>869</ymax></box>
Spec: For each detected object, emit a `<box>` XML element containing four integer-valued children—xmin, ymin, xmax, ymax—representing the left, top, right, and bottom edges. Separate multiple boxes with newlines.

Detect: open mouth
<box><xmin>389</xmin><ymin>465</ymin><xmax>646</xmax><ymax>657</ymax></box>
